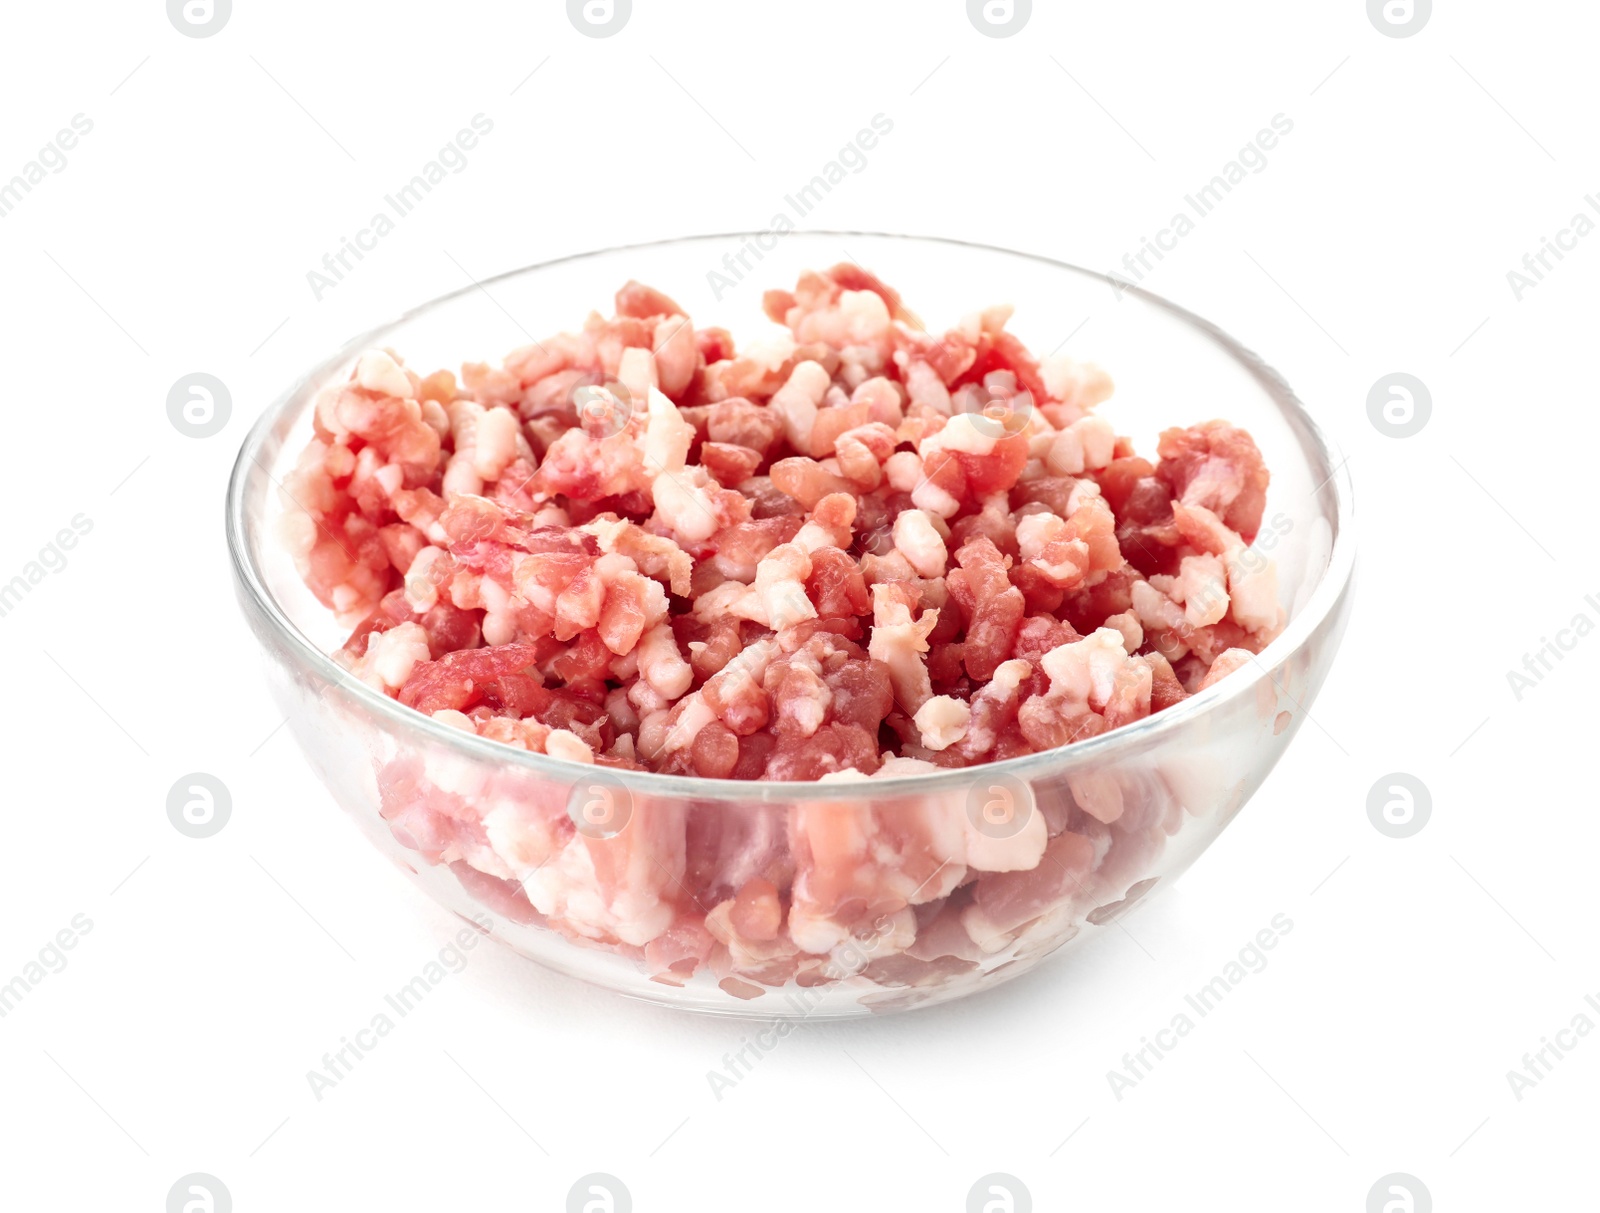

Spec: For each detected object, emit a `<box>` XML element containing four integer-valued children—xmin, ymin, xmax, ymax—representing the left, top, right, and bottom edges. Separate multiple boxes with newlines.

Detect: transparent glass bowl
<box><xmin>226</xmin><ymin>232</ymin><xmax>1354</xmax><ymax>1017</ymax></box>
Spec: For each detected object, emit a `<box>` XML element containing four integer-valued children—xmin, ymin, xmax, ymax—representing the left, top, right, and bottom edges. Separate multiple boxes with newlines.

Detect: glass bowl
<box><xmin>226</xmin><ymin>232</ymin><xmax>1355</xmax><ymax>1018</ymax></box>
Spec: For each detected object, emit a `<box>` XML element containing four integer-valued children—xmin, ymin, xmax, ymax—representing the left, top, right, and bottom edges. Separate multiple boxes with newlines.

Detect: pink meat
<box><xmin>285</xmin><ymin>264</ymin><xmax>1284</xmax><ymax>998</ymax></box>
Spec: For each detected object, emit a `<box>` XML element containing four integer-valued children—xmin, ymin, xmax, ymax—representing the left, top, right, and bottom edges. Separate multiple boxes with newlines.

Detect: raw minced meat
<box><xmin>284</xmin><ymin>264</ymin><xmax>1283</xmax><ymax>780</ymax></box>
<box><xmin>278</xmin><ymin>265</ymin><xmax>1289</xmax><ymax>1001</ymax></box>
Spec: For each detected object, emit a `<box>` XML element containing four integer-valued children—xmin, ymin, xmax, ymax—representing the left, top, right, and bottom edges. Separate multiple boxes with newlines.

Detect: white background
<box><xmin>1</xmin><ymin>1</ymin><xmax>1594</xmax><ymax>1209</ymax></box>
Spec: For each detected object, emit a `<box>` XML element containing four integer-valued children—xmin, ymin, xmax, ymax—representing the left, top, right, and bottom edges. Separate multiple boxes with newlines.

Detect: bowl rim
<box><xmin>226</xmin><ymin>229</ymin><xmax>1356</xmax><ymax>803</ymax></box>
